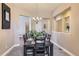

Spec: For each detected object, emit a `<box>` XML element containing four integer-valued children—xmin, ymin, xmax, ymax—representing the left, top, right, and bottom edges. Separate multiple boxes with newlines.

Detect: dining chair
<box><xmin>35</xmin><ymin>36</ymin><xmax>45</xmax><ymax>56</ymax></box>
<box><xmin>45</xmin><ymin>34</ymin><xmax>51</xmax><ymax>56</ymax></box>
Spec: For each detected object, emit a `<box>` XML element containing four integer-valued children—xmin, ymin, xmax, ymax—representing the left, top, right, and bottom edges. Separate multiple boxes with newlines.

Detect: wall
<box><xmin>70</xmin><ymin>4</ymin><xmax>79</xmax><ymax>55</ymax></box>
<box><xmin>0</xmin><ymin>3</ymin><xmax>30</xmax><ymax>55</ymax></box>
<box><xmin>8</xmin><ymin>4</ymin><xmax>31</xmax><ymax>45</ymax></box>
<box><xmin>41</xmin><ymin>19</ymin><xmax>51</xmax><ymax>33</ymax></box>
<box><xmin>52</xmin><ymin>3</ymin><xmax>79</xmax><ymax>55</ymax></box>
<box><xmin>0</xmin><ymin>3</ymin><xmax>15</xmax><ymax>55</ymax></box>
<box><xmin>31</xmin><ymin>19</ymin><xmax>36</xmax><ymax>31</ymax></box>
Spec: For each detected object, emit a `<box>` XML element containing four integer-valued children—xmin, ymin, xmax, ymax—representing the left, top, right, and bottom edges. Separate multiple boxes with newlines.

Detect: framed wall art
<box><xmin>2</xmin><ymin>3</ymin><xmax>11</xmax><ymax>29</ymax></box>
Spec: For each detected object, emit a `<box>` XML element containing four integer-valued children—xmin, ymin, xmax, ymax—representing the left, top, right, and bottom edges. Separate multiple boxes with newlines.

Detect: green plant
<box><xmin>27</xmin><ymin>31</ymin><xmax>44</xmax><ymax>39</ymax></box>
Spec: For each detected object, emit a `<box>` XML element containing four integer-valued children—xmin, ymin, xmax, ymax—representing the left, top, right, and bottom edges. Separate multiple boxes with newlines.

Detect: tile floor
<box><xmin>53</xmin><ymin>45</ymin><xmax>69</xmax><ymax>56</ymax></box>
<box><xmin>6</xmin><ymin>46</ymin><xmax>24</xmax><ymax>56</ymax></box>
<box><xmin>6</xmin><ymin>44</ymin><xmax>69</xmax><ymax>56</ymax></box>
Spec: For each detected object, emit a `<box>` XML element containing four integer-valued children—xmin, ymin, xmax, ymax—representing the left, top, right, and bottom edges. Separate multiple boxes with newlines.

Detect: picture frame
<box><xmin>2</xmin><ymin>3</ymin><xmax>11</xmax><ymax>29</ymax></box>
<box><xmin>44</xmin><ymin>24</ymin><xmax>46</xmax><ymax>29</ymax></box>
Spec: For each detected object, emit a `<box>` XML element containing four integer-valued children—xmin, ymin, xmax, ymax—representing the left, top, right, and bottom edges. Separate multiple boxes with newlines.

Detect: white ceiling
<box><xmin>14</xmin><ymin>3</ymin><xmax>60</xmax><ymax>18</ymax></box>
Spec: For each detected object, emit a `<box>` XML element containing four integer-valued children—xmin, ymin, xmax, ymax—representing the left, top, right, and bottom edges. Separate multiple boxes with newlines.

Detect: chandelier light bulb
<box><xmin>36</xmin><ymin>17</ymin><xmax>39</xmax><ymax>20</ymax></box>
<box><xmin>33</xmin><ymin>16</ymin><xmax>42</xmax><ymax>22</ymax></box>
<box><xmin>40</xmin><ymin>17</ymin><xmax>42</xmax><ymax>20</ymax></box>
<box><xmin>33</xmin><ymin>17</ymin><xmax>36</xmax><ymax>21</ymax></box>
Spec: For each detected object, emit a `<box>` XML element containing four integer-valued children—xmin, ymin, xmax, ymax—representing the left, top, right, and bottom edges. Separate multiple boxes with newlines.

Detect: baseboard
<box><xmin>1</xmin><ymin>41</ymin><xmax>75</xmax><ymax>56</ymax></box>
<box><xmin>51</xmin><ymin>41</ymin><xmax>75</xmax><ymax>56</ymax></box>
<box><xmin>1</xmin><ymin>44</ymin><xmax>20</xmax><ymax>56</ymax></box>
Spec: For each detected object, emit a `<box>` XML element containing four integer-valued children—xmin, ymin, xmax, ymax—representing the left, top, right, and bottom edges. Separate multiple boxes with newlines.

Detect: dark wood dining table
<box><xmin>24</xmin><ymin>39</ymin><xmax>53</xmax><ymax>56</ymax></box>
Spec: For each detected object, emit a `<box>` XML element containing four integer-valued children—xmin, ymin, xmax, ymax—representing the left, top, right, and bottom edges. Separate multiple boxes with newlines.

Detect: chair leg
<box><xmin>50</xmin><ymin>43</ymin><xmax>53</xmax><ymax>56</ymax></box>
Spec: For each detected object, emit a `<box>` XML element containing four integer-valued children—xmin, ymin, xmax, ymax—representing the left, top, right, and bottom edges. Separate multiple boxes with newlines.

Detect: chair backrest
<box><xmin>35</xmin><ymin>36</ymin><xmax>45</xmax><ymax>45</ymax></box>
<box><xmin>23</xmin><ymin>35</ymin><xmax>26</xmax><ymax>43</ymax></box>
<box><xmin>35</xmin><ymin>36</ymin><xmax>45</xmax><ymax>56</ymax></box>
<box><xmin>46</xmin><ymin>34</ymin><xmax>51</xmax><ymax>42</ymax></box>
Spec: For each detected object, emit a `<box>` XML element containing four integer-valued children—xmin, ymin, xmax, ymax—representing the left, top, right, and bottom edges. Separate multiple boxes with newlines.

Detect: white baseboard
<box><xmin>1</xmin><ymin>44</ymin><xmax>20</xmax><ymax>56</ymax></box>
<box><xmin>51</xmin><ymin>41</ymin><xmax>75</xmax><ymax>56</ymax></box>
<box><xmin>1</xmin><ymin>41</ymin><xmax>75</xmax><ymax>56</ymax></box>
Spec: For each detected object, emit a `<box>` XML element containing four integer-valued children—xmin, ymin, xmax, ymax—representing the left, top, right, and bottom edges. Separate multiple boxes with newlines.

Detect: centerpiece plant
<box><xmin>27</xmin><ymin>30</ymin><xmax>45</xmax><ymax>40</ymax></box>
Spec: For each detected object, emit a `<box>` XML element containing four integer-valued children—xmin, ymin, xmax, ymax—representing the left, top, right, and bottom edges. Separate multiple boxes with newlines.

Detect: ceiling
<box><xmin>14</xmin><ymin>3</ymin><xmax>61</xmax><ymax>18</ymax></box>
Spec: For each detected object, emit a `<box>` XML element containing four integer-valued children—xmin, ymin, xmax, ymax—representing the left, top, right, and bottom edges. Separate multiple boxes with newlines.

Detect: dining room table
<box><xmin>23</xmin><ymin>37</ymin><xmax>53</xmax><ymax>56</ymax></box>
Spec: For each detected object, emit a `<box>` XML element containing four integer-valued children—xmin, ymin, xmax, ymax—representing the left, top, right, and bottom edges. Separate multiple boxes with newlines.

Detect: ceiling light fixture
<box><xmin>33</xmin><ymin>17</ymin><xmax>42</xmax><ymax>24</ymax></box>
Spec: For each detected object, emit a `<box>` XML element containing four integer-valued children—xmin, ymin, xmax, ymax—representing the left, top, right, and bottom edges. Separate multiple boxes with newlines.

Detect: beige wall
<box><xmin>0</xmin><ymin>3</ymin><xmax>30</xmax><ymax>55</ymax></box>
<box><xmin>70</xmin><ymin>4</ymin><xmax>79</xmax><ymax>55</ymax></box>
<box><xmin>0</xmin><ymin>3</ymin><xmax>15</xmax><ymax>55</ymax></box>
<box><xmin>52</xmin><ymin>3</ymin><xmax>79</xmax><ymax>55</ymax></box>
<box><xmin>31</xmin><ymin>19</ymin><xmax>36</xmax><ymax>31</ymax></box>
<box><xmin>42</xmin><ymin>19</ymin><xmax>51</xmax><ymax>33</ymax></box>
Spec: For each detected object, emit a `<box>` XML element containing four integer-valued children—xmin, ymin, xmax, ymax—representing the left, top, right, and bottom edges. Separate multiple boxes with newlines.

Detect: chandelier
<box><xmin>33</xmin><ymin>17</ymin><xmax>42</xmax><ymax>24</ymax></box>
<box><xmin>31</xmin><ymin>4</ymin><xmax>43</xmax><ymax>24</ymax></box>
